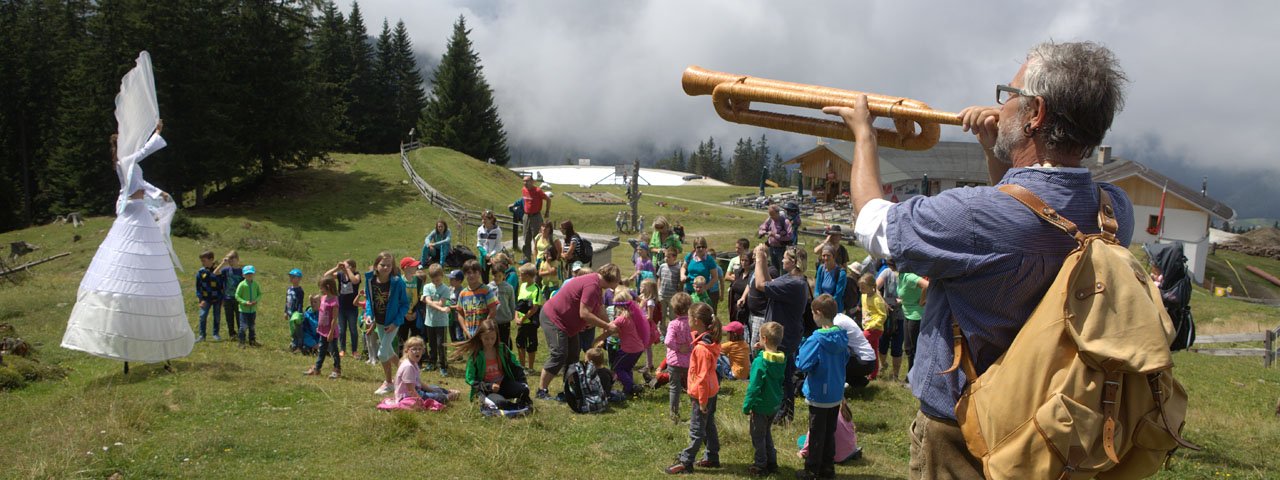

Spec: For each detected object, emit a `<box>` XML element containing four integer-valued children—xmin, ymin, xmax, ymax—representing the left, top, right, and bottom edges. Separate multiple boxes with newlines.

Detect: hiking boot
<box><xmin>695</xmin><ymin>459</ymin><xmax>720</xmax><ymax>468</ymax></box>
<box><xmin>665</xmin><ymin>463</ymin><xmax>692</xmax><ymax>475</ymax></box>
<box><xmin>535</xmin><ymin>388</ymin><xmax>551</xmax><ymax>400</ymax></box>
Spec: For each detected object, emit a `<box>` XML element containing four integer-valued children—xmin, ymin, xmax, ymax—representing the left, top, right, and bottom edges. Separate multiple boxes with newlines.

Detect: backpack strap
<box><xmin>998</xmin><ymin>184</ymin><xmax>1086</xmax><ymax>244</ymax></box>
<box><xmin>1096</xmin><ymin>186</ymin><xmax>1119</xmax><ymax>242</ymax></box>
<box><xmin>1100</xmin><ymin>358</ymin><xmax>1125</xmax><ymax>464</ymax></box>
<box><xmin>939</xmin><ymin>321</ymin><xmax>978</xmax><ymax>380</ymax></box>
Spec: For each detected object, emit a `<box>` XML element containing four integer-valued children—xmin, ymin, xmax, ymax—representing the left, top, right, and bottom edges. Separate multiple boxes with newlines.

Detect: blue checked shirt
<box><xmin>856</xmin><ymin>167</ymin><xmax>1133</xmax><ymax>420</ymax></box>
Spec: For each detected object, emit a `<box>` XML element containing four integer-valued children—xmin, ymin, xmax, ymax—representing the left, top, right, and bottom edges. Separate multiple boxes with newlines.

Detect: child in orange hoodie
<box><xmin>666</xmin><ymin>302</ymin><xmax>722</xmax><ymax>474</ymax></box>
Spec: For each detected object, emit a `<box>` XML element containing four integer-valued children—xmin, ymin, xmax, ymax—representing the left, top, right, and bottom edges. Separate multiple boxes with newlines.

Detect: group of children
<box><xmin>191</xmin><ymin>223</ymin><xmax>877</xmax><ymax>477</ymax></box>
<box><xmin>193</xmin><ymin>250</ymin><xmax>261</xmax><ymax>347</ymax></box>
<box><xmin>659</xmin><ymin>290</ymin><xmax>859</xmax><ymax>478</ymax></box>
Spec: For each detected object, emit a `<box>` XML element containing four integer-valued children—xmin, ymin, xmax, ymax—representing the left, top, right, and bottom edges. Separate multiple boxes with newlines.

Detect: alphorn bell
<box><xmin>682</xmin><ymin>66</ymin><xmax>961</xmax><ymax>151</ymax></box>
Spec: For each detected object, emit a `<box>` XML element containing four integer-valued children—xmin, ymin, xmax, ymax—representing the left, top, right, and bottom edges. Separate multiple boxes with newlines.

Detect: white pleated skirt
<box><xmin>62</xmin><ymin>200</ymin><xmax>193</xmax><ymax>363</ymax></box>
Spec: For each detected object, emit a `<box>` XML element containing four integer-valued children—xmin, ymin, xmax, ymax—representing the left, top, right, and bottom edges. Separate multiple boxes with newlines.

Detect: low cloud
<box><xmin>360</xmin><ymin>0</ymin><xmax>1280</xmax><ymax>215</ymax></box>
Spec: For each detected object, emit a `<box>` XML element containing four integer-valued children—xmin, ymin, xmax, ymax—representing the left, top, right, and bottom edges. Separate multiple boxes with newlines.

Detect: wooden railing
<box><xmin>400</xmin><ymin>141</ymin><xmax>520</xmax><ymax>247</ymax></box>
<box><xmin>1190</xmin><ymin>325</ymin><xmax>1280</xmax><ymax>367</ymax></box>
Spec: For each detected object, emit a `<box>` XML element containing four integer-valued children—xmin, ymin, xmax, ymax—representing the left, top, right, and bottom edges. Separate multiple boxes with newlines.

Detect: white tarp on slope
<box><xmin>511</xmin><ymin>166</ymin><xmax>729</xmax><ymax>187</ymax></box>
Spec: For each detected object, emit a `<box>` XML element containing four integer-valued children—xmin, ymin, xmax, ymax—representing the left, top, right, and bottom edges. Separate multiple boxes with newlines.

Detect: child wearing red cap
<box><xmin>398</xmin><ymin>257</ymin><xmax>426</xmax><ymax>351</ymax></box>
<box><xmin>720</xmin><ymin>321</ymin><xmax>751</xmax><ymax>380</ymax></box>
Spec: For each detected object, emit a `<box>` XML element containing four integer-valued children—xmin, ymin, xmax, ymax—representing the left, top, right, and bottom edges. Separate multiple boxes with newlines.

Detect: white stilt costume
<box><xmin>61</xmin><ymin>51</ymin><xmax>194</xmax><ymax>363</ymax></box>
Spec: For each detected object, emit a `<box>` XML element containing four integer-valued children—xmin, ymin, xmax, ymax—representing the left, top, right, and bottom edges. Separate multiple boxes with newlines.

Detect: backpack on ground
<box><xmin>573</xmin><ymin>235</ymin><xmax>594</xmax><ymax>265</ymax></box>
<box><xmin>947</xmin><ymin>185</ymin><xmax>1198</xmax><ymax>479</ymax></box>
<box><xmin>445</xmin><ymin>245</ymin><xmax>476</xmax><ymax>268</ymax></box>
<box><xmin>563</xmin><ymin>361</ymin><xmax>608</xmax><ymax>414</ymax></box>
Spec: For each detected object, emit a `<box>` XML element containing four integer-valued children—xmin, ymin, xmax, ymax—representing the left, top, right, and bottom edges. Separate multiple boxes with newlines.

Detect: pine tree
<box><xmin>346</xmin><ymin>1</ymin><xmax>378</xmax><ymax>151</ymax></box>
<box><xmin>769</xmin><ymin>153</ymin><xmax>790</xmax><ymax>187</ymax></box>
<box><xmin>2</xmin><ymin>0</ymin><xmax>93</xmax><ymax>226</ymax></box>
<box><xmin>389</xmin><ymin>20</ymin><xmax>425</xmax><ymax>144</ymax></box>
<box><xmin>367</xmin><ymin>19</ymin><xmax>398</xmax><ymax>150</ymax></box>
<box><xmin>420</xmin><ymin>15</ymin><xmax>509</xmax><ymax>165</ymax></box>
<box><xmin>657</xmin><ymin>148</ymin><xmax>686</xmax><ymax>172</ymax></box>
<box><xmin>312</xmin><ymin>1</ymin><xmax>354</xmax><ymax>150</ymax></box>
<box><xmin>41</xmin><ymin>0</ymin><xmax>127</xmax><ymax>218</ymax></box>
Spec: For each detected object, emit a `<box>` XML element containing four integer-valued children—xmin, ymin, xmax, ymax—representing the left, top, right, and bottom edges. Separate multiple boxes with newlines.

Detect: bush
<box><xmin>171</xmin><ymin>209</ymin><xmax>209</xmax><ymax>239</ymax></box>
<box><xmin>6</xmin><ymin>356</ymin><xmax>66</xmax><ymax>383</ymax></box>
<box><xmin>209</xmin><ymin>223</ymin><xmax>311</xmax><ymax>261</ymax></box>
<box><xmin>0</xmin><ymin>366</ymin><xmax>25</xmax><ymax>390</ymax></box>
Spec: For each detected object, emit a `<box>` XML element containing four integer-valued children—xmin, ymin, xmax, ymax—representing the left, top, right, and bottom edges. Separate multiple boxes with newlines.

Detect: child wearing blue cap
<box><xmin>235</xmin><ymin>265</ymin><xmax>262</xmax><ymax>347</ymax></box>
<box><xmin>286</xmin><ymin>268</ymin><xmax>305</xmax><ymax>351</ymax></box>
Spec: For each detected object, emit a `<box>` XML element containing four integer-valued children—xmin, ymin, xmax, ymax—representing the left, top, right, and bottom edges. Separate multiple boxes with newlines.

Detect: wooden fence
<box><xmin>400</xmin><ymin>141</ymin><xmax>520</xmax><ymax>248</ymax></box>
<box><xmin>1190</xmin><ymin>325</ymin><xmax>1280</xmax><ymax>367</ymax></box>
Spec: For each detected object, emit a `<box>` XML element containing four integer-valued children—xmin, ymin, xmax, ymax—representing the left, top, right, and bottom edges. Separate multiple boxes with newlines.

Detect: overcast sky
<box><xmin>358</xmin><ymin>0</ymin><xmax>1280</xmax><ymax>218</ymax></box>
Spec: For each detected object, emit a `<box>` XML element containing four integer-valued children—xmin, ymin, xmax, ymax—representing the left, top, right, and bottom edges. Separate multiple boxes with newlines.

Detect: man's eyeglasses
<box><xmin>997</xmin><ymin>84</ymin><xmax>1031</xmax><ymax>105</ymax></box>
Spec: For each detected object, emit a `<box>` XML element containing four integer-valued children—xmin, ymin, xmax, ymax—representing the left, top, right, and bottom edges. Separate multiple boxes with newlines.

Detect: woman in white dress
<box><xmin>61</xmin><ymin>52</ymin><xmax>193</xmax><ymax>372</ymax></box>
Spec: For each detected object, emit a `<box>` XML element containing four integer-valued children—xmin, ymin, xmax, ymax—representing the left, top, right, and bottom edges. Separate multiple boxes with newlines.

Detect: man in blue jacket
<box><xmin>796</xmin><ymin>294</ymin><xmax>850</xmax><ymax>479</ymax></box>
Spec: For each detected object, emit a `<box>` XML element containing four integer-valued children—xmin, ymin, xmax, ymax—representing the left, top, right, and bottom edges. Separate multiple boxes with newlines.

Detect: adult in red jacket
<box><xmin>535</xmin><ymin>263</ymin><xmax>621</xmax><ymax>399</ymax></box>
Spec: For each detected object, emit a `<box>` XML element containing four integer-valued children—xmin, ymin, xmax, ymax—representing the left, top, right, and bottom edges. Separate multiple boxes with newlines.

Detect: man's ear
<box><xmin>1029</xmin><ymin>96</ymin><xmax>1049</xmax><ymax>130</ymax></box>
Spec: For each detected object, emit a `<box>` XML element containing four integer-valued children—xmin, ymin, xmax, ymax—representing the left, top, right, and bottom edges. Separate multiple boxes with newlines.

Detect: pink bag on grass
<box><xmin>377</xmin><ymin>397</ymin><xmax>446</xmax><ymax>412</ymax></box>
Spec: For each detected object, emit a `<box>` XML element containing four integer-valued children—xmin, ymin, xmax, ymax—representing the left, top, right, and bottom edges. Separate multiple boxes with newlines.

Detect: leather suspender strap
<box><xmin>998</xmin><ymin>184</ymin><xmax>1085</xmax><ymax>243</ymax></box>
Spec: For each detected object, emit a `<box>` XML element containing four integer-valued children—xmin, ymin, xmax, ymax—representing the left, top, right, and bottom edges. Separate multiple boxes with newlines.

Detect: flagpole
<box><xmin>1156</xmin><ymin>180</ymin><xmax>1168</xmax><ymax>240</ymax></box>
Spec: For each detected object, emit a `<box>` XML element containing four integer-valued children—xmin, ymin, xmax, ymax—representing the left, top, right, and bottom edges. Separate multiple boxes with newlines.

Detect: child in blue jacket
<box><xmin>795</xmin><ymin>294</ymin><xmax>850</xmax><ymax>479</ymax></box>
<box><xmin>365</xmin><ymin>252</ymin><xmax>410</xmax><ymax>396</ymax></box>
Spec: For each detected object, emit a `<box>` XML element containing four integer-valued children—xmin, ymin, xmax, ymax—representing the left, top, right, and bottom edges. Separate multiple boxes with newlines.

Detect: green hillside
<box><xmin>1</xmin><ymin>151</ymin><xmax>1278</xmax><ymax>479</ymax></box>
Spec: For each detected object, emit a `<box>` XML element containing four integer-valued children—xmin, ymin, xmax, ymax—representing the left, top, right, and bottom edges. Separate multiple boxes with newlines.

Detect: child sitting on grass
<box><xmin>585</xmin><ymin>346</ymin><xmax>620</xmax><ymax>402</ymax></box>
<box><xmin>665</xmin><ymin>302</ymin><xmax>723</xmax><ymax>474</ymax></box>
<box><xmin>395</xmin><ymin>336</ymin><xmax>460</xmax><ymax>407</ymax></box>
<box><xmin>798</xmin><ymin>399</ymin><xmax>862</xmax><ymax>465</ymax></box>
<box><xmin>452</xmin><ymin>319</ymin><xmax>530</xmax><ymax>407</ymax></box>
<box><xmin>719</xmin><ymin>321</ymin><xmax>750</xmax><ymax>380</ymax></box>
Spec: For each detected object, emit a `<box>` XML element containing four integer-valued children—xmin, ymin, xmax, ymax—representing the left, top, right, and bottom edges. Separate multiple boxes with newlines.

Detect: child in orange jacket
<box><xmin>666</xmin><ymin>302</ymin><xmax>722</xmax><ymax>474</ymax></box>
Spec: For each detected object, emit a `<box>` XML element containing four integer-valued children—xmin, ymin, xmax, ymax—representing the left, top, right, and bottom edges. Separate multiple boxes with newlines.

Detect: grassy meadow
<box><xmin>1</xmin><ymin>150</ymin><xmax>1279</xmax><ymax>479</ymax></box>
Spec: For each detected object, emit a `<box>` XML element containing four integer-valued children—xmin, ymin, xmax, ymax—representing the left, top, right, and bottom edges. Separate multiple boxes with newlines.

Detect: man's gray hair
<box><xmin>1021</xmin><ymin>41</ymin><xmax>1128</xmax><ymax>159</ymax></box>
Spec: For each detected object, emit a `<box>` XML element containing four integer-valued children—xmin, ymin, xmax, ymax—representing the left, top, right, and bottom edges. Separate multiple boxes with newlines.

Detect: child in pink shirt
<box><xmin>394</xmin><ymin>337</ymin><xmax>460</xmax><ymax>405</ymax></box>
<box><xmin>596</xmin><ymin>288</ymin><xmax>653</xmax><ymax>397</ymax></box>
<box><xmin>664</xmin><ymin>292</ymin><xmax>694</xmax><ymax>422</ymax></box>
<box><xmin>306</xmin><ymin>276</ymin><xmax>342</xmax><ymax>378</ymax></box>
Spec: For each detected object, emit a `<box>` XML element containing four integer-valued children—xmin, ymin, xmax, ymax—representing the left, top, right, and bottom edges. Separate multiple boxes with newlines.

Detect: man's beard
<box><xmin>991</xmin><ymin>111</ymin><xmax>1024</xmax><ymax>165</ymax></box>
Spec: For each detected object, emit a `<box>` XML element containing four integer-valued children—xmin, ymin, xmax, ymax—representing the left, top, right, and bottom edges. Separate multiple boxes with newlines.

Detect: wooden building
<box><xmin>1090</xmin><ymin>147</ymin><xmax>1235</xmax><ymax>284</ymax></box>
<box><xmin>782</xmin><ymin>139</ymin><xmax>988</xmax><ymax>201</ymax></box>
<box><xmin>782</xmin><ymin>140</ymin><xmax>1235</xmax><ymax>283</ymax></box>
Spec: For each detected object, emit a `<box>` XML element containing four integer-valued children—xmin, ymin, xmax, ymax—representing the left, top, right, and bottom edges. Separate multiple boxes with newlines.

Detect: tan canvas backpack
<box><xmin>946</xmin><ymin>184</ymin><xmax>1199</xmax><ymax>479</ymax></box>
